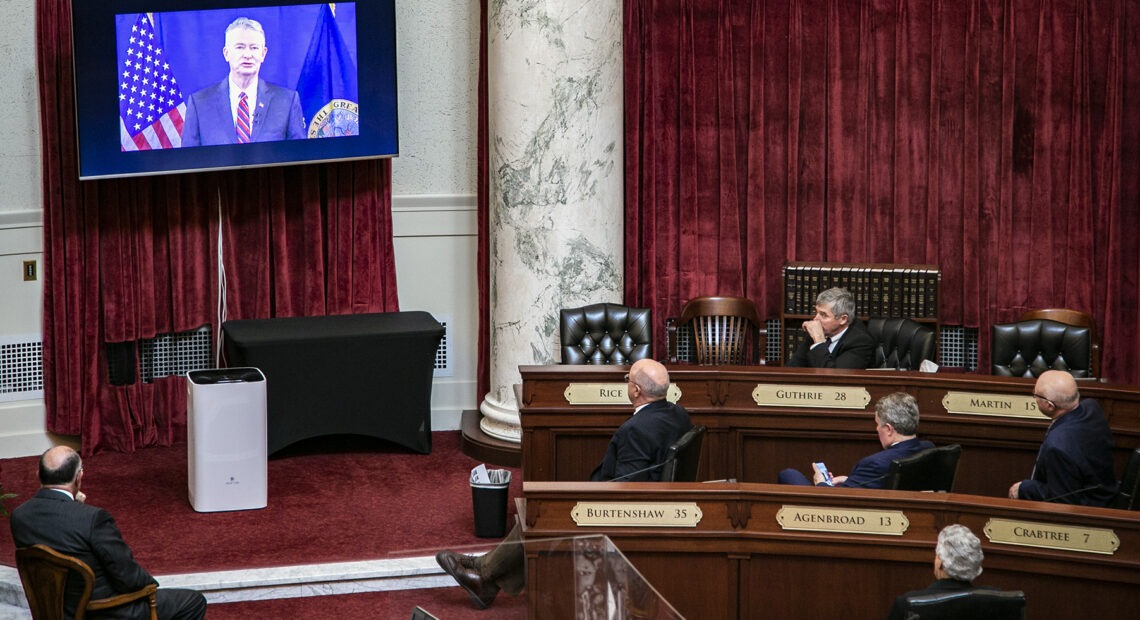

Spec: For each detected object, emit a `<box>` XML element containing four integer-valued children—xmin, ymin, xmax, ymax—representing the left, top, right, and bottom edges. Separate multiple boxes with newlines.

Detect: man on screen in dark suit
<box><xmin>10</xmin><ymin>446</ymin><xmax>206</xmax><ymax>619</ymax></box>
<box><xmin>181</xmin><ymin>17</ymin><xmax>306</xmax><ymax>147</ymax></box>
<box><xmin>434</xmin><ymin>359</ymin><xmax>692</xmax><ymax>609</ymax></box>
<box><xmin>786</xmin><ymin>286</ymin><xmax>875</xmax><ymax>369</ymax></box>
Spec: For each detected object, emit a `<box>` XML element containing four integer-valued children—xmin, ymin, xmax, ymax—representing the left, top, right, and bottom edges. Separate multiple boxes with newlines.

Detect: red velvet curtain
<box><xmin>625</xmin><ymin>0</ymin><xmax>1140</xmax><ymax>384</ymax></box>
<box><xmin>37</xmin><ymin>1</ymin><xmax>399</xmax><ymax>455</ymax></box>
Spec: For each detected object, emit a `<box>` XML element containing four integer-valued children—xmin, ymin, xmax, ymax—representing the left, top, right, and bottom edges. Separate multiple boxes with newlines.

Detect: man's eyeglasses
<box><xmin>1033</xmin><ymin>393</ymin><xmax>1055</xmax><ymax>408</ymax></box>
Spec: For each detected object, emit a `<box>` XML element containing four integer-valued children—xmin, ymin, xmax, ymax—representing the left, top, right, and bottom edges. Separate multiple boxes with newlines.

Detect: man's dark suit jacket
<box><xmin>10</xmin><ymin>489</ymin><xmax>158</xmax><ymax>619</ymax></box>
<box><xmin>181</xmin><ymin>78</ymin><xmax>306</xmax><ymax>146</ymax></box>
<box><xmin>786</xmin><ymin>320</ymin><xmax>875</xmax><ymax>369</ymax></box>
<box><xmin>834</xmin><ymin>437</ymin><xmax>935</xmax><ymax>488</ymax></box>
<box><xmin>1017</xmin><ymin>398</ymin><xmax>1119</xmax><ymax>506</ymax></box>
<box><xmin>886</xmin><ymin>578</ymin><xmax>974</xmax><ymax>620</ymax></box>
<box><xmin>589</xmin><ymin>399</ymin><xmax>692</xmax><ymax>482</ymax></box>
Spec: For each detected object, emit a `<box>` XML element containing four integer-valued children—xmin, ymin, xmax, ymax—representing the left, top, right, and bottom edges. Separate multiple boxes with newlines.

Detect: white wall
<box><xmin>0</xmin><ymin>1</ymin><xmax>480</xmax><ymax>458</ymax></box>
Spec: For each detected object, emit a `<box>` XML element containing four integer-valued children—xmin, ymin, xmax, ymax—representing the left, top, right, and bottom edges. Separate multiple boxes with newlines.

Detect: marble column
<box><xmin>479</xmin><ymin>0</ymin><xmax>624</xmax><ymax>442</ymax></box>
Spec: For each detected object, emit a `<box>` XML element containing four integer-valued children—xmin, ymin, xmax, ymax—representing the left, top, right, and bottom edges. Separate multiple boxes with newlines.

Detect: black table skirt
<box><xmin>222</xmin><ymin>311</ymin><xmax>445</xmax><ymax>455</ymax></box>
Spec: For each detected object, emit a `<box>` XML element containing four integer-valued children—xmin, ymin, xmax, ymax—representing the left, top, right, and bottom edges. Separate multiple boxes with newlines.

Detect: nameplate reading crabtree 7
<box><xmin>984</xmin><ymin>518</ymin><xmax>1120</xmax><ymax>555</ymax></box>
<box><xmin>570</xmin><ymin>502</ymin><xmax>703</xmax><ymax>527</ymax></box>
<box><xmin>562</xmin><ymin>383</ymin><xmax>683</xmax><ymax>406</ymax></box>
<box><xmin>752</xmin><ymin>385</ymin><xmax>871</xmax><ymax>409</ymax></box>
<box><xmin>941</xmin><ymin>392</ymin><xmax>1047</xmax><ymax>419</ymax></box>
<box><xmin>776</xmin><ymin>505</ymin><xmax>909</xmax><ymax>535</ymax></box>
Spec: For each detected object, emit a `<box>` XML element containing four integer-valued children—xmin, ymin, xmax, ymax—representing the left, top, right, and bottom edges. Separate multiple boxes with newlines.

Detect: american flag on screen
<box><xmin>119</xmin><ymin>13</ymin><xmax>185</xmax><ymax>150</ymax></box>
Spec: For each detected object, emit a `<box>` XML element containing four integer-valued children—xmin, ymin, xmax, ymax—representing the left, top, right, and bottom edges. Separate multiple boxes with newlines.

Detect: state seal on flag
<box><xmin>307</xmin><ymin>99</ymin><xmax>360</xmax><ymax>138</ymax></box>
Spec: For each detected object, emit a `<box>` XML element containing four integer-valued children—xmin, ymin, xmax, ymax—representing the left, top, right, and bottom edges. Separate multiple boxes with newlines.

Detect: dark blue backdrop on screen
<box><xmin>74</xmin><ymin>0</ymin><xmax>396</xmax><ymax>180</ymax></box>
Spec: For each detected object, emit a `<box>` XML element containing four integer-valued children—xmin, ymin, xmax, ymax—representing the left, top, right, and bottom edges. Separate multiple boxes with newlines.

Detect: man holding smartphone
<box><xmin>778</xmin><ymin>392</ymin><xmax>933</xmax><ymax>488</ymax></box>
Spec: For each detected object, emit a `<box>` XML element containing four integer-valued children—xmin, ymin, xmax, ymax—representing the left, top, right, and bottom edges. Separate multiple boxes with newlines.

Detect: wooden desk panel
<box><xmin>520</xmin><ymin>365</ymin><xmax>1140</xmax><ymax>497</ymax></box>
<box><xmin>521</xmin><ymin>481</ymin><xmax>1140</xmax><ymax>619</ymax></box>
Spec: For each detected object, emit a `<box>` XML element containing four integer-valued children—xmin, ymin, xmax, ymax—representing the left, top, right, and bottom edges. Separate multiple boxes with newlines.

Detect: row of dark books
<box><xmin>783</xmin><ymin>264</ymin><xmax>940</xmax><ymax>319</ymax></box>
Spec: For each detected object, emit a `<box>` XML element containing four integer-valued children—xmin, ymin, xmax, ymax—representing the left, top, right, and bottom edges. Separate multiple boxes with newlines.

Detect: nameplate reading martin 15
<box><xmin>984</xmin><ymin>518</ymin><xmax>1119</xmax><ymax>555</ymax></box>
<box><xmin>777</xmin><ymin>505</ymin><xmax>908</xmax><ymax>535</ymax></box>
<box><xmin>563</xmin><ymin>383</ymin><xmax>683</xmax><ymax>406</ymax></box>
<box><xmin>571</xmin><ymin>502</ymin><xmax>702</xmax><ymax>527</ymax></box>
<box><xmin>942</xmin><ymin>392</ymin><xmax>1047</xmax><ymax>419</ymax></box>
<box><xmin>753</xmin><ymin>385</ymin><xmax>870</xmax><ymax>409</ymax></box>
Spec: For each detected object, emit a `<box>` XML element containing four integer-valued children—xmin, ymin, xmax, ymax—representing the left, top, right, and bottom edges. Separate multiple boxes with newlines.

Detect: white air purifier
<box><xmin>187</xmin><ymin>367</ymin><xmax>267</xmax><ymax>512</ymax></box>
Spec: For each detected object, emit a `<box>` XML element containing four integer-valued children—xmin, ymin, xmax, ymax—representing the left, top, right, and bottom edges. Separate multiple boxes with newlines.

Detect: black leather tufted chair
<box><xmin>991</xmin><ymin>319</ymin><xmax>1094</xmax><ymax>379</ymax></box>
<box><xmin>559</xmin><ymin>303</ymin><xmax>652</xmax><ymax>365</ymax></box>
<box><xmin>866</xmin><ymin>318</ymin><xmax>936</xmax><ymax>370</ymax></box>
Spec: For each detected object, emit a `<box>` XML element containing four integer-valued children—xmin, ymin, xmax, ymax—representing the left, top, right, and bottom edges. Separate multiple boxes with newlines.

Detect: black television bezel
<box><xmin>70</xmin><ymin>0</ymin><xmax>398</xmax><ymax>180</ymax></box>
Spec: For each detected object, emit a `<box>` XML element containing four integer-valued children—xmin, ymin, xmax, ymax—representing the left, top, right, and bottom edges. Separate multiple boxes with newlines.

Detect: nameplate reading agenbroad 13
<box><xmin>571</xmin><ymin>502</ymin><xmax>703</xmax><ymax>527</ymax></box>
<box><xmin>776</xmin><ymin>505</ymin><xmax>909</xmax><ymax>535</ymax></box>
<box><xmin>942</xmin><ymin>392</ymin><xmax>1047</xmax><ymax>419</ymax></box>
<box><xmin>563</xmin><ymin>383</ymin><xmax>683</xmax><ymax>405</ymax></box>
<box><xmin>984</xmin><ymin>518</ymin><xmax>1119</xmax><ymax>555</ymax></box>
<box><xmin>753</xmin><ymin>385</ymin><xmax>871</xmax><ymax>409</ymax></box>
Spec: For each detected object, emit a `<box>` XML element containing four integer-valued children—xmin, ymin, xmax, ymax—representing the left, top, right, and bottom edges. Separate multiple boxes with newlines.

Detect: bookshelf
<box><xmin>780</xmin><ymin>262</ymin><xmax>941</xmax><ymax>363</ymax></box>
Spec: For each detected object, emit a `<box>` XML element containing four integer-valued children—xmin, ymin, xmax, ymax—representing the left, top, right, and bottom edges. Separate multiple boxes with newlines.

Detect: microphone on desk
<box><xmin>1041</xmin><ymin>484</ymin><xmax>1110</xmax><ymax>503</ymax></box>
<box><xmin>608</xmin><ymin>460</ymin><xmax>671</xmax><ymax>482</ymax></box>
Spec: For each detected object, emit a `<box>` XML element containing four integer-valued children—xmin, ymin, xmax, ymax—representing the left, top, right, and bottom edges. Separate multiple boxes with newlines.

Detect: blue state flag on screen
<box><xmin>119</xmin><ymin>13</ymin><xmax>186</xmax><ymax>150</ymax></box>
<box><xmin>296</xmin><ymin>4</ymin><xmax>359</xmax><ymax>138</ymax></box>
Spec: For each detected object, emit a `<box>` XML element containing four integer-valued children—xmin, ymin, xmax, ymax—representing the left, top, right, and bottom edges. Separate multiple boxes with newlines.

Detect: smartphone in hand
<box><xmin>813</xmin><ymin>462</ymin><xmax>834</xmax><ymax>485</ymax></box>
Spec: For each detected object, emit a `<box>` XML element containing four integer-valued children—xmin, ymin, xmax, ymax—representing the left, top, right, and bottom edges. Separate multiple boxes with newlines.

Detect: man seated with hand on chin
<box><xmin>785</xmin><ymin>287</ymin><xmax>875</xmax><ymax>369</ymax></box>
<box><xmin>778</xmin><ymin>392</ymin><xmax>933</xmax><ymax>488</ymax></box>
<box><xmin>434</xmin><ymin>358</ymin><xmax>691</xmax><ymax>609</ymax></box>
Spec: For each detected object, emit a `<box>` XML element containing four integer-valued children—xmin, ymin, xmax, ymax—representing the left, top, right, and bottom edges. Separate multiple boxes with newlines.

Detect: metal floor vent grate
<box><xmin>433</xmin><ymin>315</ymin><xmax>452</xmax><ymax>377</ymax></box>
<box><xmin>939</xmin><ymin>325</ymin><xmax>979</xmax><ymax>371</ymax></box>
<box><xmin>139</xmin><ymin>325</ymin><xmax>215</xmax><ymax>383</ymax></box>
<box><xmin>0</xmin><ymin>334</ymin><xmax>44</xmax><ymax>403</ymax></box>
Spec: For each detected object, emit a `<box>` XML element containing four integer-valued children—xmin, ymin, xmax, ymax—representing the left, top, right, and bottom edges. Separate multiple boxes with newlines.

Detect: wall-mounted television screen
<box><xmin>71</xmin><ymin>0</ymin><xmax>398</xmax><ymax>180</ymax></box>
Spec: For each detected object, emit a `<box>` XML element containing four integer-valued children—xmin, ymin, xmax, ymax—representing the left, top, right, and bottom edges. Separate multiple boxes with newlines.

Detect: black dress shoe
<box><xmin>436</xmin><ymin>551</ymin><xmax>500</xmax><ymax>609</ymax></box>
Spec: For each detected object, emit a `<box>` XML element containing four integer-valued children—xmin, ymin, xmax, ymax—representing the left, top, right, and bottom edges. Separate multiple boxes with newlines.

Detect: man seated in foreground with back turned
<box><xmin>10</xmin><ymin>446</ymin><xmax>207</xmax><ymax>620</ymax></box>
<box><xmin>886</xmin><ymin>524</ymin><xmax>989</xmax><ymax>620</ymax></box>
<box><xmin>435</xmin><ymin>358</ymin><xmax>692</xmax><ymax>609</ymax></box>
<box><xmin>785</xmin><ymin>287</ymin><xmax>875</xmax><ymax>369</ymax></box>
<box><xmin>778</xmin><ymin>392</ymin><xmax>934</xmax><ymax>488</ymax></box>
<box><xmin>1007</xmin><ymin>370</ymin><xmax>1119</xmax><ymax>506</ymax></box>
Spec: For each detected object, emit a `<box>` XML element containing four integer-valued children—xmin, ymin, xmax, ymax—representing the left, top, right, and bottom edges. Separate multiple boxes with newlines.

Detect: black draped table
<box><xmin>221</xmin><ymin>312</ymin><xmax>445</xmax><ymax>454</ymax></box>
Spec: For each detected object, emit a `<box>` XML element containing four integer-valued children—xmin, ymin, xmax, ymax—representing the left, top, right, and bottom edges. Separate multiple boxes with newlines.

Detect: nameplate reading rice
<box><xmin>776</xmin><ymin>505</ymin><xmax>909</xmax><ymax>535</ymax></box>
<box><xmin>753</xmin><ymin>385</ymin><xmax>870</xmax><ymax>409</ymax></box>
<box><xmin>563</xmin><ymin>383</ymin><xmax>683</xmax><ymax>405</ymax></box>
<box><xmin>984</xmin><ymin>518</ymin><xmax>1119</xmax><ymax>555</ymax></box>
<box><xmin>942</xmin><ymin>392</ymin><xmax>1047</xmax><ymax>419</ymax></box>
<box><xmin>571</xmin><ymin>502</ymin><xmax>702</xmax><ymax>527</ymax></box>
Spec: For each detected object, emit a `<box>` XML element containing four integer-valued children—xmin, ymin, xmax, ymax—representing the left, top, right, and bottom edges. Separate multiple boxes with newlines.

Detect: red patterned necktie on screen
<box><xmin>236</xmin><ymin>92</ymin><xmax>251</xmax><ymax>143</ymax></box>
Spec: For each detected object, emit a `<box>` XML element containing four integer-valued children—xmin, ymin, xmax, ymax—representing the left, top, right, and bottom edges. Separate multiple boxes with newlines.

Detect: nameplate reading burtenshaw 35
<box><xmin>571</xmin><ymin>502</ymin><xmax>703</xmax><ymax>527</ymax></box>
<box><xmin>563</xmin><ymin>383</ymin><xmax>683</xmax><ymax>406</ymax></box>
<box><xmin>776</xmin><ymin>505</ymin><xmax>909</xmax><ymax>535</ymax></box>
<box><xmin>752</xmin><ymin>385</ymin><xmax>871</xmax><ymax>409</ymax></box>
<box><xmin>942</xmin><ymin>392</ymin><xmax>1047</xmax><ymax>419</ymax></box>
<box><xmin>984</xmin><ymin>518</ymin><xmax>1119</xmax><ymax>555</ymax></box>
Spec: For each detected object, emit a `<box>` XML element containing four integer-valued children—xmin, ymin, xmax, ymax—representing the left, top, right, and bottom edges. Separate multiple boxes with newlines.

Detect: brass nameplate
<box><xmin>571</xmin><ymin>502</ymin><xmax>703</xmax><ymax>527</ymax></box>
<box><xmin>984</xmin><ymin>518</ymin><xmax>1119</xmax><ymax>555</ymax></box>
<box><xmin>776</xmin><ymin>505</ymin><xmax>908</xmax><ymax>535</ymax></box>
<box><xmin>942</xmin><ymin>392</ymin><xmax>1047</xmax><ymax>419</ymax></box>
<box><xmin>563</xmin><ymin>383</ymin><xmax>683</xmax><ymax>405</ymax></box>
<box><xmin>753</xmin><ymin>385</ymin><xmax>871</xmax><ymax>409</ymax></box>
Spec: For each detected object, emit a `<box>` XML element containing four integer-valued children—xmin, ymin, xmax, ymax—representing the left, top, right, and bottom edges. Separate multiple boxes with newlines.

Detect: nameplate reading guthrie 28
<box><xmin>776</xmin><ymin>505</ymin><xmax>909</xmax><ymax>535</ymax></box>
<box><xmin>753</xmin><ymin>385</ymin><xmax>871</xmax><ymax>409</ymax></box>
<box><xmin>571</xmin><ymin>502</ymin><xmax>702</xmax><ymax>527</ymax></box>
<box><xmin>984</xmin><ymin>518</ymin><xmax>1119</xmax><ymax>555</ymax></box>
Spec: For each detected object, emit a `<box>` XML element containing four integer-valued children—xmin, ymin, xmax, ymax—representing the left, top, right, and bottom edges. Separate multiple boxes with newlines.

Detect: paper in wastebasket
<box><xmin>470</xmin><ymin>464</ymin><xmax>511</xmax><ymax>487</ymax></box>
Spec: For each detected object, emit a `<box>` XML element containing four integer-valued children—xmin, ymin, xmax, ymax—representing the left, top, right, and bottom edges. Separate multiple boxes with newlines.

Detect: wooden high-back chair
<box><xmin>668</xmin><ymin>296</ymin><xmax>765</xmax><ymax>365</ymax></box>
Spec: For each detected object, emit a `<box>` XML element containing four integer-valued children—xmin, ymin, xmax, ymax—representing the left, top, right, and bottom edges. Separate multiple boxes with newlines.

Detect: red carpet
<box><xmin>0</xmin><ymin>432</ymin><xmax>522</xmax><ymax>574</ymax></box>
<box><xmin>206</xmin><ymin>586</ymin><xmax>527</xmax><ymax>619</ymax></box>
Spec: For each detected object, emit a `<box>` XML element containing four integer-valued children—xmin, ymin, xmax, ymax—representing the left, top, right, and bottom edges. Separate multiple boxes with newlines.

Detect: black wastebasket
<box><xmin>471</xmin><ymin>468</ymin><xmax>511</xmax><ymax>538</ymax></box>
